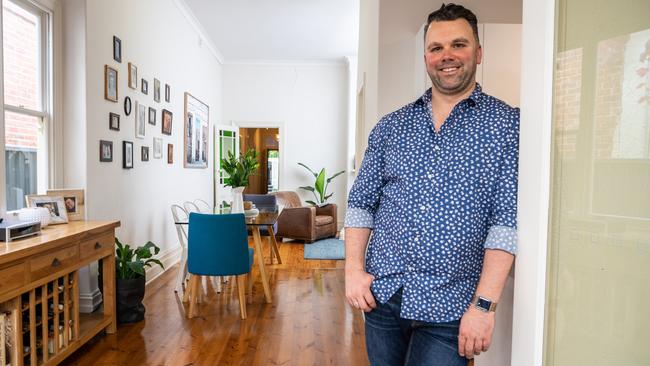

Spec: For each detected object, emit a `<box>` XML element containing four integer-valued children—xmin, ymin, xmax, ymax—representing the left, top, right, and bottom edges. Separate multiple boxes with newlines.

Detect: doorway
<box><xmin>239</xmin><ymin>127</ymin><xmax>280</xmax><ymax>194</ymax></box>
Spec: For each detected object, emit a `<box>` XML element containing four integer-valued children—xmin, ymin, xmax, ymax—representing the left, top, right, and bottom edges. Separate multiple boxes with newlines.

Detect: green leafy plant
<box><xmin>220</xmin><ymin>148</ymin><xmax>260</xmax><ymax>187</ymax></box>
<box><xmin>115</xmin><ymin>238</ymin><xmax>164</xmax><ymax>280</ymax></box>
<box><xmin>298</xmin><ymin>163</ymin><xmax>345</xmax><ymax>206</ymax></box>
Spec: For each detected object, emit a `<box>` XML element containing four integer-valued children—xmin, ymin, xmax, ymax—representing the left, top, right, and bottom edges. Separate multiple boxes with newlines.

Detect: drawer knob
<box><xmin>94</xmin><ymin>242</ymin><xmax>102</xmax><ymax>249</ymax></box>
<box><xmin>51</xmin><ymin>258</ymin><xmax>61</xmax><ymax>267</ymax></box>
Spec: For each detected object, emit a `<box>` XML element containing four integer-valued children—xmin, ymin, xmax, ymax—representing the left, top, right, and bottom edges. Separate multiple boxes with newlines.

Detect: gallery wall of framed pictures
<box><xmin>100</xmin><ymin>34</ymin><xmax>210</xmax><ymax>171</ymax></box>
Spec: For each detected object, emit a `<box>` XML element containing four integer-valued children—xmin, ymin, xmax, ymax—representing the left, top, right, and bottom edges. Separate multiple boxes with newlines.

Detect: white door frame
<box><xmin>232</xmin><ymin>121</ymin><xmax>286</xmax><ymax>192</ymax></box>
<box><xmin>511</xmin><ymin>0</ymin><xmax>556</xmax><ymax>365</ymax></box>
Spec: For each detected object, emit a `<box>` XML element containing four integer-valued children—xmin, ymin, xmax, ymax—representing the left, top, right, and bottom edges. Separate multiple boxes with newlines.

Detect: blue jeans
<box><xmin>364</xmin><ymin>288</ymin><xmax>468</xmax><ymax>366</ymax></box>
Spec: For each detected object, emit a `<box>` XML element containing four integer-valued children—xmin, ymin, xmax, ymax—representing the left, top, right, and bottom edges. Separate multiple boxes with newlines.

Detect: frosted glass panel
<box><xmin>545</xmin><ymin>1</ymin><xmax>650</xmax><ymax>365</ymax></box>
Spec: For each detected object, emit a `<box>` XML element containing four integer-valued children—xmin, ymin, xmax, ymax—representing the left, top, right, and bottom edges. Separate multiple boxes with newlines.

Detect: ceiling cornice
<box><xmin>173</xmin><ymin>0</ymin><xmax>225</xmax><ymax>64</ymax></box>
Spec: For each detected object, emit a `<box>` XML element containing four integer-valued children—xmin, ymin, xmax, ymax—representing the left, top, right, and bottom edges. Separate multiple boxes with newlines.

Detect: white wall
<box><xmin>221</xmin><ymin>62</ymin><xmax>348</xmax><ymax>224</ymax></box>
<box><xmin>75</xmin><ymin>0</ymin><xmax>222</xmax><ymax>263</ymax></box>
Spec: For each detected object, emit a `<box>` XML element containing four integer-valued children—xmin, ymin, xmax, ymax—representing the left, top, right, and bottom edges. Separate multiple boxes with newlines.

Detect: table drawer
<box><xmin>29</xmin><ymin>245</ymin><xmax>79</xmax><ymax>281</ymax></box>
<box><xmin>0</xmin><ymin>262</ymin><xmax>26</xmax><ymax>298</ymax></box>
<box><xmin>80</xmin><ymin>233</ymin><xmax>113</xmax><ymax>260</ymax></box>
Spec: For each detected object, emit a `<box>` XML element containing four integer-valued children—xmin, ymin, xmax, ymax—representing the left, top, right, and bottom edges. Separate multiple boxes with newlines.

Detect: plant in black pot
<box><xmin>115</xmin><ymin>238</ymin><xmax>163</xmax><ymax>324</ymax></box>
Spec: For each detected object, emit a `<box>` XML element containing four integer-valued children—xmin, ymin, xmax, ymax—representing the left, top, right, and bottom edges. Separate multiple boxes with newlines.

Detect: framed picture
<box><xmin>183</xmin><ymin>92</ymin><xmax>209</xmax><ymax>168</ymax></box>
<box><xmin>165</xmin><ymin>84</ymin><xmax>170</xmax><ymax>102</ymax></box>
<box><xmin>46</xmin><ymin>189</ymin><xmax>85</xmax><ymax>221</ymax></box>
<box><xmin>154</xmin><ymin>78</ymin><xmax>161</xmax><ymax>103</ymax></box>
<box><xmin>141</xmin><ymin>146</ymin><xmax>149</xmax><ymax>161</ymax></box>
<box><xmin>161</xmin><ymin>109</ymin><xmax>172</xmax><ymax>135</ymax></box>
<box><xmin>123</xmin><ymin>141</ymin><xmax>133</xmax><ymax>169</ymax></box>
<box><xmin>148</xmin><ymin>107</ymin><xmax>156</xmax><ymax>125</ymax></box>
<box><xmin>135</xmin><ymin>102</ymin><xmax>146</xmax><ymax>138</ymax></box>
<box><xmin>99</xmin><ymin>140</ymin><xmax>113</xmax><ymax>162</ymax></box>
<box><xmin>153</xmin><ymin>137</ymin><xmax>162</xmax><ymax>158</ymax></box>
<box><xmin>104</xmin><ymin>65</ymin><xmax>118</xmax><ymax>102</ymax></box>
<box><xmin>25</xmin><ymin>195</ymin><xmax>68</xmax><ymax>224</ymax></box>
<box><xmin>141</xmin><ymin>79</ymin><xmax>148</xmax><ymax>94</ymax></box>
<box><xmin>124</xmin><ymin>96</ymin><xmax>132</xmax><ymax>116</ymax></box>
<box><xmin>109</xmin><ymin>112</ymin><xmax>120</xmax><ymax>131</ymax></box>
<box><xmin>113</xmin><ymin>36</ymin><xmax>121</xmax><ymax>63</ymax></box>
<box><xmin>128</xmin><ymin>62</ymin><xmax>138</xmax><ymax>89</ymax></box>
<box><xmin>167</xmin><ymin>143</ymin><xmax>173</xmax><ymax>164</ymax></box>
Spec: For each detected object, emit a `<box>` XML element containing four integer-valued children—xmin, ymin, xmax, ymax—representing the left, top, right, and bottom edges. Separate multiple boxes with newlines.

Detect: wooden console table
<box><xmin>0</xmin><ymin>220</ymin><xmax>120</xmax><ymax>365</ymax></box>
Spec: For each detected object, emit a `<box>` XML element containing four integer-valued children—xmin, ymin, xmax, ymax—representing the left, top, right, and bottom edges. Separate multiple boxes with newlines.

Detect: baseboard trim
<box><xmin>145</xmin><ymin>246</ymin><xmax>182</xmax><ymax>286</ymax></box>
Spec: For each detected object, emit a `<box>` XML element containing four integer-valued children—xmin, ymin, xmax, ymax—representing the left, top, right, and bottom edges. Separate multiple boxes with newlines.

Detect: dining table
<box><xmin>176</xmin><ymin>207</ymin><xmax>281</xmax><ymax>303</ymax></box>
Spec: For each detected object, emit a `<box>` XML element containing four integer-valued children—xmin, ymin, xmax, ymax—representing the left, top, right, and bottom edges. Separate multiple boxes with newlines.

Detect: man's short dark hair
<box><xmin>424</xmin><ymin>3</ymin><xmax>480</xmax><ymax>43</ymax></box>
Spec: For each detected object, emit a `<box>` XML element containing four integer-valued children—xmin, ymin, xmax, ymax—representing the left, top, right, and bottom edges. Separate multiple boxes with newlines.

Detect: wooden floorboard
<box><xmin>61</xmin><ymin>238</ymin><xmax>368</xmax><ymax>366</ymax></box>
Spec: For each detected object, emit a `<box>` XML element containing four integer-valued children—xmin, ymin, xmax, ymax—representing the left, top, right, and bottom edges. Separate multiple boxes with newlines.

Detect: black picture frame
<box><xmin>109</xmin><ymin>112</ymin><xmax>120</xmax><ymax>131</ymax></box>
<box><xmin>141</xmin><ymin>79</ymin><xmax>148</xmax><ymax>95</ymax></box>
<box><xmin>148</xmin><ymin>107</ymin><xmax>156</xmax><ymax>125</ymax></box>
<box><xmin>99</xmin><ymin>140</ymin><xmax>113</xmax><ymax>162</ymax></box>
<box><xmin>141</xmin><ymin>146</ymin><xmax>149</xmax><ymax>161</ymax></box>
<box><xmin>154</xmin><ymin>78</ymin><xmax>161</xmax><ymax>103</ymax></box>
<box><xmin>123</xmin><ymin>141</ymin><xmax>134</xmax><ymax>169</ymax></box>
<box><xmin>113</xmin><ymin>36</ymin><xmax>121</xmax><ymax>63</ymax></box>
<box><xmin>124</xmin><ymin>96</ymin><xmax>132</xmax><ymax>116</ymax></box>
<box><xmin>165</xmin><ymin>84</ymin><xmax>170</xmax><ymax>102</ymax></box>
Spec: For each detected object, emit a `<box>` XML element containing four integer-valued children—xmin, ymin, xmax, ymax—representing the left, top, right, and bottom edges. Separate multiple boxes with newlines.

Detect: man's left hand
<box><xmin>457</xmin><ymin>306</ymin><xmax>495</xmax><ymax>358</ymax></box>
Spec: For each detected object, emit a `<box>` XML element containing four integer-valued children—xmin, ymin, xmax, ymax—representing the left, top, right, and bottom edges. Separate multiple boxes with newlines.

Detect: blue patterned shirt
<box><xmin>345</xmin><ymin>84</ymin><xmax>519</xmax><ymax>323</ymax></box>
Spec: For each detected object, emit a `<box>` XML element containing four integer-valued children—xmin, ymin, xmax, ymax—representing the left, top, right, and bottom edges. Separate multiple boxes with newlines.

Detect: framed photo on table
<box><xmin>25</xmin><ymin>195</ymin><xmax>69</xmax><ymax>224</ymax></box>
<box><xmin>46</xmin><ymin>189</ymin><xmax>85</xmax><ymax>221</ymax></box>
<box><xmin>183</xmin><ymin>92</ymin><xmax>209</xmax><ymax>168</ymax></box>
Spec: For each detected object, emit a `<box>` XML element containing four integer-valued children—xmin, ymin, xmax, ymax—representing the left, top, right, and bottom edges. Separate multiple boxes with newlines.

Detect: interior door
<box><xmin>214</xmin><ymin>124</ymin><xmax>239</xmax><ymax>208</ymax></box>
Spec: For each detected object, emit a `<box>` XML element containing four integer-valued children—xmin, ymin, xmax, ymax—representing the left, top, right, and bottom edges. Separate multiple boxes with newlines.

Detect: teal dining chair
<box><xmin>186</xmin><ymin>212</ymin><xmax>254</xmax><ymax>319</ymax></box>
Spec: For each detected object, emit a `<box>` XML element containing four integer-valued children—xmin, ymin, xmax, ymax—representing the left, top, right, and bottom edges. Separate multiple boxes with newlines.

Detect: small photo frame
<box><xmin>113</xmin><ymin>36</ymin><xmax>121</xmax><ymax>63</ymax></box>
<box><xmin>165</xmin><ymin>84</ymin><xmax>170</xmax><ymax>103</ymax></box>
<box><xmin>161</xmin><ymin>109</ymin><xmax>172</xmax><ymax>135</ymax></box>
<box><xmin>124</xmin><ymin>96</ymin><xmax>132</xmax><ymax>116</ymax></box>
<box><xmin>123</xmin><ymin>141</ymin><xmax>134</xmax><ymax>169</ymax></box>
<box><xmin>128</xmin><ymin>62</ymin><xmax>138</xmax><ymax>89</ymax></box>
<box><xmin>25</xmin><ymin>195</ymin><xmax>69</xmax><ymax>224</ymax></box>
<box><xmin>154</xmin><ymin>78</ymin><xmax>161</xmax><ymax>103</ymax></box>
<box><xmin>148</xmin><ymin>107</ymin><xmax>156</xmax><ymax>125</ymax></box>
<box><xmin>153</xmin><ymin>137</ymin><xmax>162</xmax><ymax>159</ymax></box>
<box><xmin>104</xmin><ymin>65</ymin><xmax>118</xmax><ymax>102</ymax></box>
<box><xmin>46</xmin><ymin>189</ymin><xmax>85</xmax><ymax>221</ymax></box>
<box><xmin>109</xmin><ymin>112</ymin><xmax>120</xmax><ymax>131</ymax></box>
<box><xmin>136</xmin><ymin>102</ymin><xmax>146</xmax><ymax>139</ymax></box>
<box><xmin>99</xmin><ymin>140</ymin><xmax>113</xmax><ymax>162</ymax></box>
<box><xmin>167</xmin><ymin>143</ymin><xmax>173</xmax><ymax>164</ymax></box>
<box><xmin>141</xmin><ymin>146</ymin><xmax>149</xmax><ymax>161</ymax></box>
<box><xmin>141</xmin><ymin>79</ymin><xmax>148</xmax><ymax>94</ymax></box>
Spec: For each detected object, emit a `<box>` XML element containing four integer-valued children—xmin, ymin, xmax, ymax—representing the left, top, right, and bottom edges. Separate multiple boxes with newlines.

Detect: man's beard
<box><xmin>428</xmin><ymin>61</ymin><xmax>477</xmax><ymax>96</ymax></box>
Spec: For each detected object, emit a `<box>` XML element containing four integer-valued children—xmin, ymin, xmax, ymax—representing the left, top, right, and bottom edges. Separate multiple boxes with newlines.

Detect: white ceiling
<box><xmin>183</xmin><ymin>0</ymin><xmax>360</xmax><ymax>63</ymax></box>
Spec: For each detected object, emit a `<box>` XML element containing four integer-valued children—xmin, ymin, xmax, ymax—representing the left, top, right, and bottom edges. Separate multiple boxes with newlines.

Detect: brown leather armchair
<box><xmin>271</xmin><ymin>191</ymin><xmax>337</xmax><ymax>243</ymax></box>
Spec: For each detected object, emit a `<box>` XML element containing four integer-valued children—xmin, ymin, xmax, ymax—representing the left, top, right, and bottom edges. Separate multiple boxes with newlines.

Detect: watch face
<box><xmin>476</xmin><ymin>297</ymin><xmax>491</xmax><ymax>312</ymax></box>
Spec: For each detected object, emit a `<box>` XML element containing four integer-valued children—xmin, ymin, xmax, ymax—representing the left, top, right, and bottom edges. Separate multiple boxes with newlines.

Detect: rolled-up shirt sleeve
<box><xmin>485</xmin><ymin>109</ymin><xmax>520</xmax><ymax>255</ymax></box>
<box><xmin>344</xmin><ymin>119</ymin><xmax>390</xmax><ymax>229</ymax></box>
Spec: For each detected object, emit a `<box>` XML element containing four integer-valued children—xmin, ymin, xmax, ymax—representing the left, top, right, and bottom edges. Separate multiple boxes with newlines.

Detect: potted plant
<box><xmin>220</xmin><ymin>148</ymin><xmax>260</xmax><ymax>212</ymax></box>
<box><xmin>114</xmin><ymin>238</ymin><xmax>163</xmax><ymax>323</ymax></box>
<box><xmin>298</xmin><ymin>163</ymin><xmax>345</xmax><ymax>206</ymax></box>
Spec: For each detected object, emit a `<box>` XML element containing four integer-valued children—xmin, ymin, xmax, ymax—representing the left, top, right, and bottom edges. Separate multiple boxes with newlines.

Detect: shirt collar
<box><xmin>417</xmin><ymin>83</ymin><xmax>483</xmax><ymax>107</ymax></box>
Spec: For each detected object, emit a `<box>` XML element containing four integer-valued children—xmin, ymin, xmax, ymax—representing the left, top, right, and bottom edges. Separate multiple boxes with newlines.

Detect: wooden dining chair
<box><xmin>186</xmin><ymin>213</ymin><xmax>254</xmax><ymax>319</ymax></box>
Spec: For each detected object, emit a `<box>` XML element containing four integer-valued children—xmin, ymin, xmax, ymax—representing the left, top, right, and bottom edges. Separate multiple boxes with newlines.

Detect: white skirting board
<box><xmin>145</xmin><ymin>246</ymin><xmax>182</xmax><ymax>285</ymax></box>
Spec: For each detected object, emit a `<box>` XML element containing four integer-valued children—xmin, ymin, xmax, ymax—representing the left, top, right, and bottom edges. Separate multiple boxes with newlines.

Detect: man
<box><xmin>344</xmin><ymin>3</ymin><xmax>519</xmax><ymax>365</ymax></box>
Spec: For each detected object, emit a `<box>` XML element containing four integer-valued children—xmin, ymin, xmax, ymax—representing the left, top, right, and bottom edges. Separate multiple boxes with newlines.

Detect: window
<box><xmin>2</xmin><ymin>0</ymin><xmax>51</xmax><ymax>211</ymax></box>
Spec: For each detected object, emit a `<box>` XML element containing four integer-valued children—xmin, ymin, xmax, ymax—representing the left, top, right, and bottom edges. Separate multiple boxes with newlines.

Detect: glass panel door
<box><xmin>545</xmin><ymin>0</ymin><xmax>650</xmax><ymax>365</ymax></box>
<box><xmin>214</xmin><ymin>125</ymin><xmax>239</xmax><ymax>208</ymax></box>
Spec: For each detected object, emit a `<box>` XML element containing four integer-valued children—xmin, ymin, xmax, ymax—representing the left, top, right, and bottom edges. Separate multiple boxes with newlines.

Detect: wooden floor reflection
<box><xmin>61</xmin><ymin>240</ymin><xmax>369</xmax><ymax>366</ymax></box>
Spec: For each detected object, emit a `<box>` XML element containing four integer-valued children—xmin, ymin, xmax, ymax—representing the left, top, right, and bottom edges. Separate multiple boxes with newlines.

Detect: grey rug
<box><xmin>303</xmin><ymin>238</ymin><xmax>345</xmax><ymax>260</ymax></box>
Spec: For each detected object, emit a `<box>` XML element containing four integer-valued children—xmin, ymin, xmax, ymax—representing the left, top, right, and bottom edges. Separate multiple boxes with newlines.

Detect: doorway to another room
<box><xmin>239</xmin><ymin>127</ymin><xmax>280</xmax><ymax>194</ymax></box>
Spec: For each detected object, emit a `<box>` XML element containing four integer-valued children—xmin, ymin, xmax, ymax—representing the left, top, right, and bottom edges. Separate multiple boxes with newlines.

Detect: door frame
<box><xmin>511</xmin><ymin>0</ymin><xmax>556</xmax><ymax>365</ymax></box>
<box><xmin>233</xmin><ymin>121</ymin><xmax>285</xmax><ymax>192</ymax></box>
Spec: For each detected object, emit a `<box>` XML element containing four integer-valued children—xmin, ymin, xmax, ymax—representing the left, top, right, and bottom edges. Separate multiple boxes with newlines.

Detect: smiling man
<box><xmin>344</xmin><ymin>3</ymin><xmax>520</xmax><ymax>365</ymax></box>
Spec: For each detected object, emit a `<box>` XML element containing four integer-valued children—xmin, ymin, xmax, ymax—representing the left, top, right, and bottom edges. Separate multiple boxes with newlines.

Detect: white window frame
<box><xmin>0</xmin><ymin>0</ymin><xmax>54</xmax><ymax>213</ymax></box>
